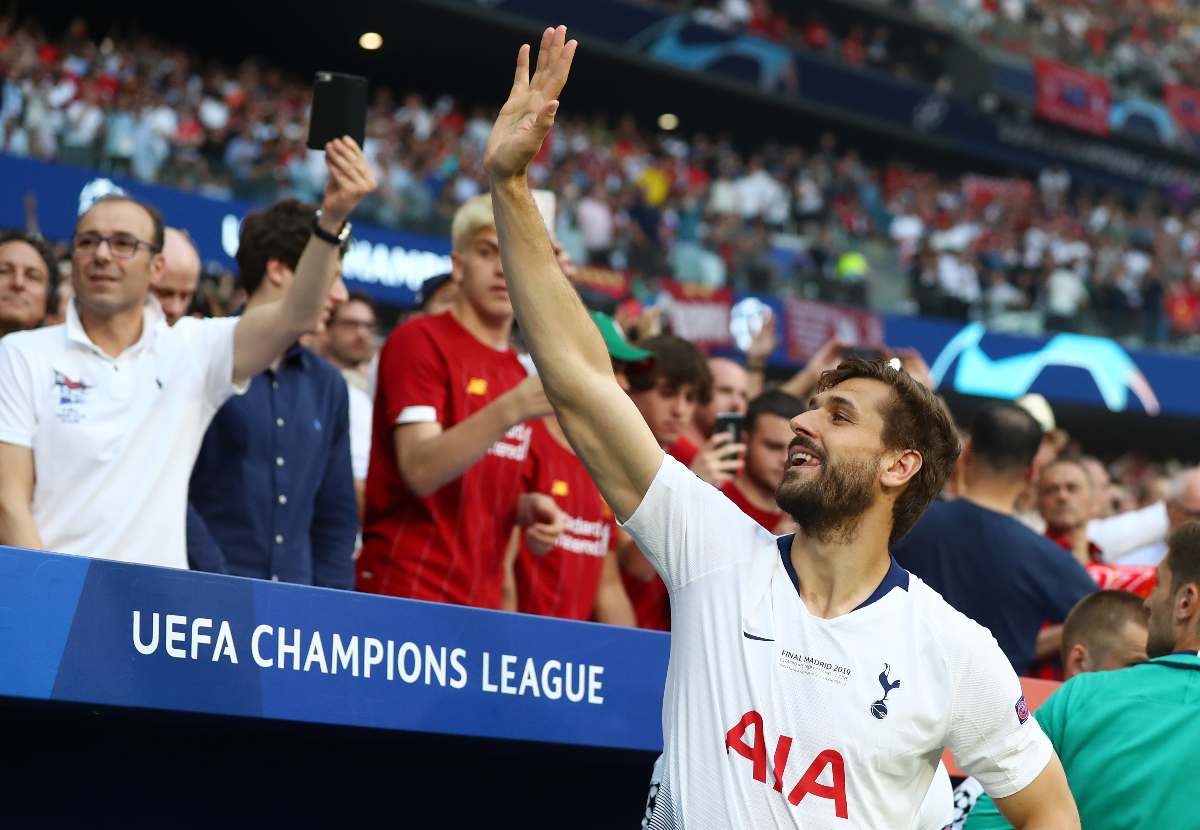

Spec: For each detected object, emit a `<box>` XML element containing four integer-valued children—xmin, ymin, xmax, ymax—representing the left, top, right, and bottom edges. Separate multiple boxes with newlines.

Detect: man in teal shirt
<box><xmin>966</xmin><ymin>523</ymin><xmax>1200</xmax><ymax>829</ymax></box>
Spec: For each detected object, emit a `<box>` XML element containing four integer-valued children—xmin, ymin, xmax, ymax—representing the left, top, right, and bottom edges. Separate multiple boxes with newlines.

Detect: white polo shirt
<box><xmin>625</xmin><ymin>455</ymin><xmax>1052</xmax><ymax>828</ymax></box>
<box><xmin>0</xmin><ymin>298</ymin><xmax>244</xmax><ymax>568</ymax></box>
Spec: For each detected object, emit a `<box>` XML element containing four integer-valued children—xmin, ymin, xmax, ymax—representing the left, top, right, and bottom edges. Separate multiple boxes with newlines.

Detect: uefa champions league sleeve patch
<box><xmin>1015</xmin><ymin>695</ymin><xmax>1030</xmax><ymax>725</ymax></box>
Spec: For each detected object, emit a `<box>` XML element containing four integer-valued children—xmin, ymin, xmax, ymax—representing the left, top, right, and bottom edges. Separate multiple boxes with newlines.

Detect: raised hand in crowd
<box><xmin>320</xmin><ymin>137</ymin><xmax>378</xmax><ymax>229</ymax></box>
<box><xmin>689</xmin><ymin>430</ymin><xmax>746</xmax><ymax>488</ymax></box>
<box><xmin>743</xmin><ymin>309</ymin><xmax>776</xmax><ymax>399</ymax></box>
<box><xmin>778</xmin><ymin>336</ymin><xmax>848</xmax><ymax>399</ymax></box>
<box><xmin>232</xmin><ymin>136</ymin><xmax>376</xmax><ymax>384</ymax></box>
<box><xmin>518</xmin><ymin>492</ymin><xmax>566</xmax><ymax>556</ymax></box>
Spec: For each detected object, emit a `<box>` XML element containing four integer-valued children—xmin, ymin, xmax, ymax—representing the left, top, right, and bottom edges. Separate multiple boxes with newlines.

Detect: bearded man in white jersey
<box><xmin>482</xmin><ymin>26</ymin><xmax>1079</xmax><ymax>829</ymax></box>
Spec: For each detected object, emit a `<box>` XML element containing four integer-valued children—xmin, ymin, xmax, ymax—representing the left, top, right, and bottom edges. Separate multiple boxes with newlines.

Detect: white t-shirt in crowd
<box><xmin>0</xmin><ymin>298</ymin><xmax>245</xmax><ymax>568</ymax></box>
<box><xmin>624</xmin><ymin>455</ymin><xmax>1052</xmax><ymax>828</ymax></box>
<box><xmin>1044</xmin><ymin>268</ymin><xmax>1088</xmax><ymax>316</ymax></box>
<box><xmin>347</xmin><ymin>383</ymin><xmax>372</xmax><ymax>481</ymax></box>
<box><xmin>1088</xmin><ymin>501</ymin><xmax>1168</xmax><ymax>564</ymax></box>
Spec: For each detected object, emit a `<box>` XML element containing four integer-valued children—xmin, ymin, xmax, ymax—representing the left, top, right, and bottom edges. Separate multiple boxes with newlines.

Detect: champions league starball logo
<box><xmin>870</xmin><ymin>663</ymin><xmax>901</xmax><ymax>720</ymax></box>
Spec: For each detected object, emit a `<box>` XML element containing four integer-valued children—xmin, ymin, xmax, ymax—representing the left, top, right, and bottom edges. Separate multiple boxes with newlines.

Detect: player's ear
<box><xmin>1065</xmin><ymin>643</ymin><xmax>1089</xmax><ymax>678</ymax></box>
<box><xmin>880</xmin><ymin>449</ymin><xmax>921</xmax><ymax>490</ymax></box>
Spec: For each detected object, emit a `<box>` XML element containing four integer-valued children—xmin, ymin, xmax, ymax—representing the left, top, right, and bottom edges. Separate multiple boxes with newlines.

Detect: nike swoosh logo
<box><xmin>743</xmin><ymin>632</ymin><xmax>774</xmax><ymax>642</ymax></box>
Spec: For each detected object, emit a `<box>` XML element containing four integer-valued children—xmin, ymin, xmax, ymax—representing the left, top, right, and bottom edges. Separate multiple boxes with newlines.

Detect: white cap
<box><xmin>1016</xmin><ymin>393</ymin><xmax>1056</xmax><ymax>434</ymax></box>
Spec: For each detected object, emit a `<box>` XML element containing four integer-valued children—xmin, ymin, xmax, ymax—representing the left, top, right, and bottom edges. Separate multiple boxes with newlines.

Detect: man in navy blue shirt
<box><xmin>893</xmin><ymin>403</ymin><xmax>1096</xmax><ymax>676</ymax></box>
<box><xmin>187</xmin><ymin>199</ymin><xmax>357</xmax><ymax>587</ymax></box>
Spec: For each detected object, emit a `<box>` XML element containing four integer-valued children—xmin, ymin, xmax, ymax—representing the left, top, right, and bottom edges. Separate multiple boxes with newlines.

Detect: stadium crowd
<box><xmin>907</xmin><ymin>0</ymin><xmax>1200</xmax><ymax>101</ymax></box>
<box><xmin>5</xmin><ymin>15</ymin><xmax>1200</xmax><ymax>347</ymax></box>
<box><xmin>2</xmin><ymin>12</ymin><xmax>1200</xmax><ymax>828</ymax></box>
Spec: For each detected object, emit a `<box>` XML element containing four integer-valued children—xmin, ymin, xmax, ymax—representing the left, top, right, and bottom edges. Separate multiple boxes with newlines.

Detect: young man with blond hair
<box><xmin>356</xmin><ymin>193</ymin><xmax>564</xmax><ymax>607</ymax></box>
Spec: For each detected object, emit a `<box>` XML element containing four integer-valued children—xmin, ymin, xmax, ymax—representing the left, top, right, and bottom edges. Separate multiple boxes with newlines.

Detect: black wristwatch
<box><xmin>312</xmin><ymin>210</ymin><xmax>351</xmax><ymax>246</ymax></box>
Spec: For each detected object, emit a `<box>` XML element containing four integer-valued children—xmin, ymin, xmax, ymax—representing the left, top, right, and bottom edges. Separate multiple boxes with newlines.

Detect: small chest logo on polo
<box><xmin>870</xmin><ymin>663</ymin><xmax>901</xmax><ymax>720</ymax></box>
<box><xmin>551</xmin><ymin>480</ymin><xmax>569</xmax><ymax>497</ymax></box>
<box><xmin>53</xmin><ymin>371</ymin><xmax>94</xmax><ymax>423</ymax></box>
<box><xmin>466</xmin><ymin>377</ymin><xmax>488</xmax><ymax>396</ymax></box>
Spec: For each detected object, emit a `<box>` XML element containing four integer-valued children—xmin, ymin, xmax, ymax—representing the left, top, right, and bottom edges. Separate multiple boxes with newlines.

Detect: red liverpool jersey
<box><xmin>515</xmin><ymin>420</ymin><xmax>616</xmax><ymax>620</ymax></box>
<box><xmin>357</xmin><ymin>312</ymin><xmax>532</xmax><ymax>608</ymax></box>
<box><xmin>721</xmin><ymin>478</ymin><xmax>784</xmax><ymax>532</ymax></box>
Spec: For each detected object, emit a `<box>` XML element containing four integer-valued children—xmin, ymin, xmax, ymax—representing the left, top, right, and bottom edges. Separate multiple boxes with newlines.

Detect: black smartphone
<box><xmin>713</xmin><ymin>412</ymin><xmax>744</xmax><ymax>440</ymax></box>
<box><xmin>307</xmin><ymin>72</ymin><xmax>368</xmax><ymax>150</ymax></box>
<box><xmin>843</xmin><ymin>346</ymin><xmax>885</xmax><ymax>363</ymax></box>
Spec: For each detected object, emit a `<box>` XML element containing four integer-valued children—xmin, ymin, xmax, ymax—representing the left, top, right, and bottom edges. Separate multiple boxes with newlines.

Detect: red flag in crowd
<box><xmin>657</xmin><ymin>280</ymin><xmax>734</xmax><ymax>349</ymax></box>
<box><xmin>1034</xmin><ymin>58</ymin><xmax>1110</xmax><ymax>136</ymax></box>
<box><xmin>783</xmin><ymin>298</ymin><xmax>883</xmax><ymax>362</ymax></box>
<box><xmin>1164</xmin><ymin>82</ymin><xmax>1200</xmax><ymax>135</ymax></box>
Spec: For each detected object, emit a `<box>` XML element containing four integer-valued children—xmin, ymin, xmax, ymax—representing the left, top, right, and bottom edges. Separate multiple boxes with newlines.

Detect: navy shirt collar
<box><xmin>777</xmin><ymin>533</ymin><xmax>909</xmax><ymax>613</ymax></box>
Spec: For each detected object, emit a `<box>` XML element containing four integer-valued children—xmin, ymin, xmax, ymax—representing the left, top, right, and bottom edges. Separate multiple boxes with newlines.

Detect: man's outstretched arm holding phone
<box><xmin>484</xmin><ymin>27</ymin><xmax>661</xmax><ymax>523</ymax></box>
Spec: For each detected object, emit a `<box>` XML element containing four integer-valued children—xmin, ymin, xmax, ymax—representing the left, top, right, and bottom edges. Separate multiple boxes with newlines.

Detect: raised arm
<box><xmin>484</xmin><ymin>26</ymin><xmax>661</xmax><ymax>521</ymax></box>
<box><xmin>233</xmin><ymin>137</ymin><xmax>376</xmax><ymax>384</ymax></box>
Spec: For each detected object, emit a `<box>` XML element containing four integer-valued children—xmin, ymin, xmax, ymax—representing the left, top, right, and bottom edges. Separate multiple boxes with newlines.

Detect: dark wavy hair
<box><xmin>235</xmin><ymin>198</ymin><xmax>317</xmax><ymax>296</ymax></box>
<box><xmin>815</xmin><ymin>357</ymin><xmax>961</xmax><ymax>544</ymax></box>
<box><xmin>625</xmin><ymin>334</ymin><xmax>713</xmax><ymax>405</ymax></box>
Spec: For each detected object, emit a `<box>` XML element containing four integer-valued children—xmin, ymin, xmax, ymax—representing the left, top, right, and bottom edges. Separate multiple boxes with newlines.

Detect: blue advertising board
<box><xmin>882</xmin><ymin>315</ymin><xmax>1195</xmax><ymax>417</ymax></box>
<box><xmin>0</xmin><ymin>153</ymin><xmax>451</xmax><ymax>308</ymax></box>
<box><xmin>0</xmin><ymin>545</ymin><xmax>670</xmax><ymax>750</ymax></box>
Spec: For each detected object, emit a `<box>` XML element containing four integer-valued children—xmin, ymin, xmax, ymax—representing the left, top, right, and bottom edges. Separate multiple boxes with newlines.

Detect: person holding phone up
<box><xmin>0</xmin><ymin>136</ymin><xmax>375</xmax><ymax>568</ymax></box>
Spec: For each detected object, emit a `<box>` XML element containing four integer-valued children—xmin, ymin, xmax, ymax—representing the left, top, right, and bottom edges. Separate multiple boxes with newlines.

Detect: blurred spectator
<box><xmin>675</xmin><ymin>357</ymin><xmax>749</xmax><ymax>488</ymax></box>
<box><xmin>0</xmin><ymin>133</ymin><xmax>369</xmax><ymax>566</ymax></box>
<box><xmin>893</xmin><ymin>403</ymin><xmax>1096</xmax><ymax>675</ymax></box>
<box><xmin>314</xmin><ymin>291</ymin><xmax>379</xmax><ymax>511</ymax></box>
<box><xmin>151</xmin><ymin>227</ymin><xmax>201</xmax><ymax>326</ymax></box>
<box><xmin>626</xmin><ymin>334</ymin><xmax>713</xmax><ymax>455</ymax></box>
<box><xmin>1059</xmin><ymin>590</ymin><xmax>1149</xmax><ymax>679</ymax></box>
<box><xmin>505</xmin><ymin>413</ymin><xmax>635</xmax><ymax>626</ymax></box>
<box><xmin>1039</xmin><ymin>459</ymin><xmax>1102</xmax><ymax>567</ymax></box>
<box><xmin>964</xmin><ymin>524</ymin><xmax>1200</xmax><ymax>829</ymax></box>
<box><xmin>316</xmin><ymin>291</ymin><xmax>377</xmax><ymax>392</ymax></box>
<box><xmin>1115</xmin><ymin>467</ymin><xmax>1200</xmax><ymax>565</ymax></box>
<box><xmin>719</xmin><ymin>390</ymin><xmax>803</xmax><ymax>533</ymax></box>
<box><xmin>0</xmin><ymin>230</ymin><xmax>55</xmax><ymax>337</ymax></box>
<box><xmin>187</xmin><ymin>199</ymin><xmax>358</xmax><ymax>587</ymax></box>
<box><xmin>355</xmin><ymin>194</ymin><xmax>562</xmax><ymax>608</ymax></box>
<box><xmin>413</xmin><ymin>271</ymin><xmax>458</xmax><ymax>316</ymax></box>
<box><xmin>505</xmin><ymin>318</ymin><xmax>645</xmax><ymax>628</ymax></box>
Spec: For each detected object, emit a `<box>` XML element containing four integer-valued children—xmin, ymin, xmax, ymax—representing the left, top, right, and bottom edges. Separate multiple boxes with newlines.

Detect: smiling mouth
<box><xmin>788</xmin><ymin>444</ymin><xmax>824</xmax><ymax>469</ymax></box>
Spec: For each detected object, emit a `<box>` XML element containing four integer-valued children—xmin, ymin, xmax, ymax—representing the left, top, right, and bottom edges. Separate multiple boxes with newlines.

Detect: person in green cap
<box><xmin>587</xmin><ymin>309</ymin><xmax>653</xmax><ymax>388</ymax></box>
<box><xmin>965</xmin><ymin>522</ymin><xmax>1200</xmax><ymax>830</ymax></box>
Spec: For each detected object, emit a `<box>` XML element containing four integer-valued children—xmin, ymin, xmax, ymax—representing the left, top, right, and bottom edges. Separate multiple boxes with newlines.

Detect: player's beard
<box><xmin>775</xmin><ymin>452</ymin><xmax>880</xmax><ymax>544</ymax></box>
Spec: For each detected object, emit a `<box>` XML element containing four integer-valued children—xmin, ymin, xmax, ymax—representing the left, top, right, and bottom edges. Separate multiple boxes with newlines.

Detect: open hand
<box><xmin>484</xmin><ymin>25</ymin><xmax>578</xmax><ymax>181</ymax></box>
<box><xmin>321</xmin><ymin>136</ymin><xmax>377</xmax><ymax>226</ymax></box>
<box><xmin>746</xmin><ymin>309</ymin><xmax>777</xmax><ymax>363</ymax></box>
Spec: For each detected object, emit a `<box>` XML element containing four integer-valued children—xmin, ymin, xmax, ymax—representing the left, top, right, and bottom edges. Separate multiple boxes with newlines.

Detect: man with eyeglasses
<box><xmin>0</xmin><ymin>136</ymin><xmax>376</xmax><ymax>569</ymax></box>
<box><xmin>314</xmin><ymin>291</ymin><xmax>378</xmax><ymax>514</ymax></box>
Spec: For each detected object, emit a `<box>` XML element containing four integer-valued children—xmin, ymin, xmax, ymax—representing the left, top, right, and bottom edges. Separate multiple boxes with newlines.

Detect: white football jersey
<box><xmin>623</xmin><ymin>456</ymin><xmax>1052</xmax><ymax>828</ymax></box>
